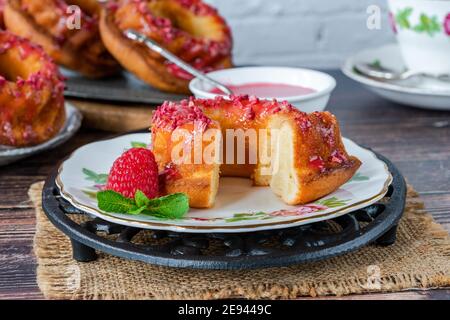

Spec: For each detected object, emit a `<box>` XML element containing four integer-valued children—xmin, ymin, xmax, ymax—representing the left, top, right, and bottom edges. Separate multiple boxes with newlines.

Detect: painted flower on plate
<box><xmin>271</xmin><ymin>204</ymin><xmax>328</xmax><ymax>217</ymax></box>
<box><xmin>191</xmin><ymin>217</ymin><xmax>211</xmax><ymax>222</ymax></box>
<box><xmin>444</xmin><ymin>13</ymin><xmax>450</xmax><ymax>36</ymax></box>
<box><xmin>389</xmin><ymin>12</ymin><xmax>397</xmax><ymax>34</ymax></box>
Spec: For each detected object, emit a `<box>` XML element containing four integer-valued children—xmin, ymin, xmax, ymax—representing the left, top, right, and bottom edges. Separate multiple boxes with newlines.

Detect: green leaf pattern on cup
<box><xmin>393</xmin><ymin>7</ymin><xmax>445</xmax><ymax>36</ymax></box>
<box><xmin>395</xmin><ymin>8</ymin><xmax>413</xmax><ymax>29</ymax></box>
<box><xmin>413</xmin><ymin>14</ymin><xmax>441</xmax><ymax>36</ymax></box>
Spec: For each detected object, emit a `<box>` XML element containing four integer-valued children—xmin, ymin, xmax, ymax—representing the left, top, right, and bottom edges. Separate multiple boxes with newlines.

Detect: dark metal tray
<box><xmin>42</xmin><ymin>151</ymin><xmax>406</xmax><ymax>270</ymax></box>
<box><xmin>63</xmin><ymin>69</ymin><xmax>188</xmax><ymax>105</ymax></box>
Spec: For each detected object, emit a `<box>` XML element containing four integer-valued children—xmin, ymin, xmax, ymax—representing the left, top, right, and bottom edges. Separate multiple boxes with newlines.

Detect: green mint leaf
<box><xmin>97</xmin><ymin>190</ymin><xmax>136</xmax><ymax>214</ymax></box>
<box><xmin>142</xmin><ymin>193</ymin><xmax>189</xmax><ymax>220</ymax></box>
<box><xmin>83</xmin><ymin>168</ymin><xmax>108</xmax><ymax>184</ymax></box>
<box><xmin>135</xmin><ymin>190</ymin><xmax>150</xmax><ymax>208</ymax></box>
<box><xmin>131</xmin><ymin>142</ymin><xmax>148</xmax><ymax>148</ymax></box>
<box><xmin>128</xmin><ymin>206</ymin><xmax>148</xmax><ymax>215</ymax></box>
<box><xmin>97</xmin><ymin>189</ymin><xmax>190</xmax><ymax>220</ymax></box>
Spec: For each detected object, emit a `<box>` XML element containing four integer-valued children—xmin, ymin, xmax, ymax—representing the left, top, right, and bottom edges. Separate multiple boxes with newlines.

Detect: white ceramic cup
<box><xmin>189</xmin><ymin>67</ymin><xmax>336</xmax><ymax>113</ymax></box>
<box><xmin>387</xmin><ymin>0</ymin><xmax>450</xmax><ymax>75</ymax></box>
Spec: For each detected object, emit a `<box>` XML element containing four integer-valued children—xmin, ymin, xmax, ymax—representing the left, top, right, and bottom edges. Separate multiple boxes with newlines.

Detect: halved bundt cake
<box><xmin>152</xmin><ymin>96</ymin><xmax>362</xmax><ymax>208</ymax></box>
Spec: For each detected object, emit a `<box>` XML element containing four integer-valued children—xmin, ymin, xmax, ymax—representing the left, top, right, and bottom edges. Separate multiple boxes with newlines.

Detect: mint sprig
<box><xmin>140</xmin><ymin>193</ymin><xmax>190</xmax><ymax>219</ymax></box>
<box><xmin>97</xmin><ymin>190</ymin><xmax>189</xmax><ymax>220</ymax></box>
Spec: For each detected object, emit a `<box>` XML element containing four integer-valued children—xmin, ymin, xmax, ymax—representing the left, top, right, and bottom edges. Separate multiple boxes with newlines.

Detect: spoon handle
<box><xmin>398</xmin><ymin>70</ymin><xmax>450</xmax><ymax>82</ymax></box>
<box><xmin>437</xmin><ymin>74</ymin><xmax>450</xmax><ymax>83</ymax></box>
<box><xmin>355</xmin><ymin>62</ymin><xmax>450</xmax><ymax>83</ymax></box>
<box><xmin>125</xmin><ymin>29</ymin><xmax>233</xmax><ymax>96</ymax></box>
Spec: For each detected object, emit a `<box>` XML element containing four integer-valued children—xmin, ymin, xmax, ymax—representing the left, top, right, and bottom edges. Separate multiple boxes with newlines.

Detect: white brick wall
<box><xmin>205</xmin><ymin>0</ymin><xmax>395</xmax><ymax>68</ymax></box>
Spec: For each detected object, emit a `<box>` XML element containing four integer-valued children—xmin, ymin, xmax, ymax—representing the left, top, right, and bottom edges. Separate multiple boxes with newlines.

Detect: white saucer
<box><xmin>342</xmin><ymin>44</ymin><xmax>450</xmax><ymax>110</ymax></box>
<box><xmin>0</xmin><ymin>103</ymin><xmax>83</xmax><ymax>166</ymax></box>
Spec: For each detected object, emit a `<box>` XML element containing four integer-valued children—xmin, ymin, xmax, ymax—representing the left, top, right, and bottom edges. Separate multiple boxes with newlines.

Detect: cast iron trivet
<box><xmin>42</xmin><ymin>152</ymin><xmax>406</xmax><ymax>270</ymax></box>
<box><xmin>63</xmin><ymin>69</ymin><xmax>188</xmax><ymax>104</ymax></box>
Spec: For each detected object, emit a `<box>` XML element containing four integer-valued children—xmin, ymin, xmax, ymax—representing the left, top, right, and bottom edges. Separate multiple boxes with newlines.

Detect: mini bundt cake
<box><xmin>4</xmin><ymin>0</ymin><xmax>120</xmax><ymax>77</ymax></box>
<box><xmin>100</xmin><ymin>0</ymin><xmax>233</xmax><ymax>94</ymax></box>
<box><xmin>0</xmin><ymin>31</ymin><xmax>66</xmax><ymax>146</ymax></box>
<box><xmin>152</xmin><ymin>96</ymin><xmax>362</xmax><ymax>208</ymax></box>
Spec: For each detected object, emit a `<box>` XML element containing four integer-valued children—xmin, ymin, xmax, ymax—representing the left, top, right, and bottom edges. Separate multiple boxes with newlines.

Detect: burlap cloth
<box><xmin>29</xmin><ymin>182</ymin><xmax>450</xmax><ymax>300</ymax></box>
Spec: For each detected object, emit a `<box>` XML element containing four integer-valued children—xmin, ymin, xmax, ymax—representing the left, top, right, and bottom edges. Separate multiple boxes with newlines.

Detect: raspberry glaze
<box><xmin>152</xmin><ymin>95</ymin><xmax>352</xmax><ymax>172</ymax></box>
<box><xmin>210</xmin><ymin>83</ymin><xmax>317</xmax><ymax>98</ymax></box>
<box><xmin>152</xmin><ymin>99</ymin><xmax>212</xmax><ymax>132</ymax></box>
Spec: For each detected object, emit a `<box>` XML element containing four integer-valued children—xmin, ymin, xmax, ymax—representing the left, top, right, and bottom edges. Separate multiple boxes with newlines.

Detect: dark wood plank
<box><xmin>0</xmin><ymin>71</ymin><xmax>448</xmax><ymax>300</ymax></box>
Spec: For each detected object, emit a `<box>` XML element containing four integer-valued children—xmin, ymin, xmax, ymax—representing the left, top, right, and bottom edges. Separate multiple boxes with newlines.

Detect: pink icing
<box><xmin>330</xmin><ymin>150</ymin><xmax>348</xmax><ymax>164</ymax></box>
<box><xmin>152</xmin><ymin>95</ymin><xmax>351</xmax><ymax>172</ymax></box>
<box><xmin>176</xmin><ymin>0</ymin><xmax>218</xmax><ymax>16</ymax></box>
<box><xmin>309</xmin><ymin>155</ymin><xmax>325</xmax><ymax>172</ymax></box>
<box><xmin>152</xmin><ymin>99</ymin><xmax>212</xmax><ymax>131</ymax></box>
<box><xmin>294</xmin><ymin>111</ymin><xmax>312</xmax><ymax>132</ymax></box>
<box><xmin>153</xmin><ymin>95</ymin><xmax>304</xmax><ymax>132</ymax></box>
<box><xmin>162</xmin><ymin>163</ymin><xmax>181</xmax><ymax>181</ymax></box>
<box><xmin>0</xmin><ymin>31</ymin><xmax>65</xmax><ymax>96</ymax></box>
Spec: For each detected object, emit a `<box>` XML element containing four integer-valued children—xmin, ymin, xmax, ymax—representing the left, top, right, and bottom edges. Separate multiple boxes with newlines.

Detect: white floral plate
<box><xmin>56</xmin><ymin>133</ymin><xmax>392</xmax><ymax>233</ymax></box>
<box><xmin>0</xmin><ymin>103</ymin><xmax>82</xmax><ymax>166</ymax></box>
<box><xmin>342</xmin><ymin>44</ymin><xmax>450</xmax><ymax>110</ymax></box>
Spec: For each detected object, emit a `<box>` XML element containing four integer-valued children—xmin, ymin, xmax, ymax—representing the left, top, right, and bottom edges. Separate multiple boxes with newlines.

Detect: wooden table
<box><xmin>0</xmin><ymin>71</ymin><xmax>449</xmax><ymax>300</ymax></box>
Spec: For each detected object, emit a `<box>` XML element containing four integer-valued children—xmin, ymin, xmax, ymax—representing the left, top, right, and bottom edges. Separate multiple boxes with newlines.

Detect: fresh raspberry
<box><xmin>106</xmin><ymin>148</ymin><xmax>159</xmax><ymax>199</ymax></box>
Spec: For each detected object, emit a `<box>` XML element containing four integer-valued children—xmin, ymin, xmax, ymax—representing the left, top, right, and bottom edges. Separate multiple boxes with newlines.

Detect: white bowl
<box><xmin>388</xmin><ymin>0</ymin><xmax>450</xmax><ymax>75</ymax></box>
<box><xmin>189</xmin><ymin>67</ymin><xmax>336</xmax><ymax>113</ymax></box>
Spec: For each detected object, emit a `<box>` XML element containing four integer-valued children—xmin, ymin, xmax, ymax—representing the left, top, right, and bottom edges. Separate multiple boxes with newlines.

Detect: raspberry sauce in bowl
<box><xmin>189</xmin><ymin>67</ymin><xmax>336</xmax><ymax>113</ymax></box>
<box><xmin>210</xmin><ymin>82</ymin><xmax>317</xmax><ymax>98</ymax></box>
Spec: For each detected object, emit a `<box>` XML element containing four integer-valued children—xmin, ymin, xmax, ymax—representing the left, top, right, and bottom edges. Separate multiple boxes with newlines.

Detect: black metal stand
<box><xmin>43</xmin><ymin>151</ymin><xmax>406</xmax><ymax>270</ymax></box>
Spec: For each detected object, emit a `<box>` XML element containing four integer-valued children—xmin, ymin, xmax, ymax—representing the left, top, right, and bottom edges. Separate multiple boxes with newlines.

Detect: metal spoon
<box><xmin>124</xmin><ymin>29</ymin><xmax>233</xmax><ymax>95</ymax></box>
<box><xmin>355</xmin><ymin>61</ymin><xmax>450</xmax><ymax>82</ymax></box>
